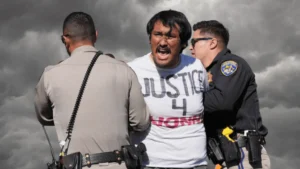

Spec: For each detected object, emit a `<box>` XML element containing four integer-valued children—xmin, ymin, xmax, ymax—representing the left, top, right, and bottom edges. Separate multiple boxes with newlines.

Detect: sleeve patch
<box><xmin>221</xmin><ymin>60</ymin><xmax>238</xmax><ymax>76</ymax></box>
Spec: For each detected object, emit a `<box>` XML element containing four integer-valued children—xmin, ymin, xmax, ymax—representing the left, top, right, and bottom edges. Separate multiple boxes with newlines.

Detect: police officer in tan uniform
<box><xmin>34</xmin><ymin>12</ymin><xmax>150</xmax><ymax>169</ymax></box>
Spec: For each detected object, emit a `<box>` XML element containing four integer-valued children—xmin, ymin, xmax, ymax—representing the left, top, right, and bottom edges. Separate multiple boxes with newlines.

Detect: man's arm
<box><xmin>34</xmin><ymin>72</ymin><xmax>54</xmax><ymax>126</ymax></box>
<box><xmin>204</xmin><ymin>60</ymin><xmax>250</xmax><ymax>114</ymax></box>
<box><xmin>127</xmin><ymin>67</ymin><xmax>150</xmax><ymax>132</ymax></box>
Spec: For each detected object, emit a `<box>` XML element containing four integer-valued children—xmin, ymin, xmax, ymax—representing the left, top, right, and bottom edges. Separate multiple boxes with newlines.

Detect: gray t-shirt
<box><xmin>128</xmin><ymin>53</ymin><xmax>209</xmax><ymax>168</ymax></box>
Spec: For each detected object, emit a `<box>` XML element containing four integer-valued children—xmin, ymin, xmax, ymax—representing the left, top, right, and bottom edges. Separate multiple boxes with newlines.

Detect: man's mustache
<box><xmin>156</xmin><ymin>46</ymin><xmax>171</xmax><ymax>53</ymax></box>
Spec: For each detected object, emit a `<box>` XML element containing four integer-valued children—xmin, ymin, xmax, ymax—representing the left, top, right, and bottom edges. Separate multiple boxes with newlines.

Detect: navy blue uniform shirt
<box><xmin>204</xmin><ymin>48</ymin><xmax>268</xmax><ymax>137</ymax></box>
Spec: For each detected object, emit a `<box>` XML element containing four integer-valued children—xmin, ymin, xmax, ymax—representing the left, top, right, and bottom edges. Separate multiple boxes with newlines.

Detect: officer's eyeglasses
<box><xmin>191</xmin><ymin>37</ymin><xmax>213</xmax><ymax>47</ymax></box>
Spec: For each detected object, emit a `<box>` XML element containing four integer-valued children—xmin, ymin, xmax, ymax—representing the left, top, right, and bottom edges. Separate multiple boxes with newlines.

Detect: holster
<box><xmin>218</xmin><ymin>134</ymin><xmax>241</xmax><ymax>167</ymax></box>
<box><xmin>122</xmin><ymin>143</ymin><xmax>146</xmax><ymax>169</ymax></box>
<box><xmin>46</xmin><ymin>153</ymin><xmax>82</xmax><ymax>169</ymax></box>
<box><xmin>207</xmin><ymin>138</ymin><xmax>224</xmax><ymax>164</ymax></box>
<box><xmin>61</xmin><ymin>152</ymin><xmax>83</xmax><ymax>169</ymax></box>
<box><xmin>246</xmin><ymin>131</ymin><xmax>262</xmax><ymax>168</ymax></box>
<box><xmin>47</xmin><ymin>161</ymin><xmax>60</xmax><ymax>169</ymax></box>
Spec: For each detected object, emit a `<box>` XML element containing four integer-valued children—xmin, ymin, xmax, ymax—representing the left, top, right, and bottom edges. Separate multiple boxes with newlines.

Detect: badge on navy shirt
<box><xmin>221</xmin><ymin>60</ymin><xmax>238</xmax><ymax>76</ymax></box>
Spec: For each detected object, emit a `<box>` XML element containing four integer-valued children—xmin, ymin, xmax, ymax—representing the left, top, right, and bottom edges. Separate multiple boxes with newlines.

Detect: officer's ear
<box><xmin>209</xmin><ymin>38</ymin><xmax>218</xmax><ymax>50</ymax></box>
<box><xmin>93</xmin><ymin>30</ymin><xmax>98</xmax><ymax>43</ymax></box>
<box><xmin>62</xmin><ymin>35</ymin><xmax>71</xmax><ymax>45</ymax></box>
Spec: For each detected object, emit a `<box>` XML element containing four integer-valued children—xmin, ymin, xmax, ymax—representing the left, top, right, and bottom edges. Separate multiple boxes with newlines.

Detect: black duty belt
<box><xmin>236</xmin><ymin>134</ymin><xmax>247</xmax><ymax>148</ymax></box>
<box><xmin>82</xmin><ymin>150</ymin><xmax>124</xmax><ymax>167</ymax></box>
<box><xmin>146</xmin><ymin>165</ymin><xmax>207</xmax><ymax>169</ymax></box>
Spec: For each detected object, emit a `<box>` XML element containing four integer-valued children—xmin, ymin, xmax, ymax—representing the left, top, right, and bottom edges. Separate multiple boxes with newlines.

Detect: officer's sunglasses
<box><xmin>191</xmin><ymin>37</ymin><xmax>213</xmax><ymax>47</ymax></box>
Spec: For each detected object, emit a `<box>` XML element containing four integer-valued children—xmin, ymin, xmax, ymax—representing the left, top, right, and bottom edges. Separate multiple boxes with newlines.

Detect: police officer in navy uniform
<box><xmin>190</xmin><ymin>20</ymin><xmax>271</xmax><ymax>169</ymax></box>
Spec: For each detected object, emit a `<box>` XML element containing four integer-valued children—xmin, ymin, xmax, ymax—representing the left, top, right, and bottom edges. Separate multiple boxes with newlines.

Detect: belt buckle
<box><xmin>243</xmin><ymin>130</ymin><xmax>249</xmax><ymax>137</ymax></box>
<box><xmin>85</xmin><ymin>153</ymin><xmax>92</xmax><ymax>167</ymax></box>
<box><xmin>114</xmin><ymin>150</ymin><xmax>122</xmax><ymax>164</ymax></box>
<box><xmin>243</xmin><ymin>130</ymin><xmax>257</xmax><ymax>137</ymax></box>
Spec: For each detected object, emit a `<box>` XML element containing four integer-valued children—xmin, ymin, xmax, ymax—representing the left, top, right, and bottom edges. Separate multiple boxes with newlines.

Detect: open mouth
<box><xmin>156</xmin><ymin>48</ymin><xmax>171</xmax><ymax>60</ymax></box>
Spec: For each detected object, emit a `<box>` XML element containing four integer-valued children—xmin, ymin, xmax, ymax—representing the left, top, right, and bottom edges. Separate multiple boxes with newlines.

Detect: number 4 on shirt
<box><xmin>172</xmin><ymin>99</ymin><xmax>187</xmax><ymax>116</ymax></box>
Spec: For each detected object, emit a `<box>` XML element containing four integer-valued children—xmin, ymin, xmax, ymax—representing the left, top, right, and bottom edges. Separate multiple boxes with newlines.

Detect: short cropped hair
<box><xmin>63</xmin><ymin>12</ymin><xmax>96</xmax><ymax>42</ymax></box>
<box><xmin>193</xmin><ymin>20</ymin><xmax>229</xmax><ymax>46</ymax></box>
<box><xmin>146</xmin><ymin>9</ymin><xmax>191</xmax><ymax>50</ymax></box>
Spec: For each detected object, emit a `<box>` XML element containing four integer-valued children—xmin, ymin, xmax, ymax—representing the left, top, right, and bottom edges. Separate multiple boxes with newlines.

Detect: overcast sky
<box><xmin>0</xmin><ymin>0</ymin><xmax>299</xmax><ymax>168</ymax></box>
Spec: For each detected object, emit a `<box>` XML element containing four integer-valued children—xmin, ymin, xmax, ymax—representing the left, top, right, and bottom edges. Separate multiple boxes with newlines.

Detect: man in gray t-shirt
<box><xmin>128</xmin><ymin>10</ymin><xmax>208</xmax><ymax>169</ymax></box>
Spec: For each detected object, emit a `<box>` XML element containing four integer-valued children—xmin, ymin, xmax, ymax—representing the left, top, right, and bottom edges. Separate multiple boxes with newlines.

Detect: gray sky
<box><xmin>0</xmin><ymin>0</ymin><xmax>299</xmax><ymax>168</ymax></box>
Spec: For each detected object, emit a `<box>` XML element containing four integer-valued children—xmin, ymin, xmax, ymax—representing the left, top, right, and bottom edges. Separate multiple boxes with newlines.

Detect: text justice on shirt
<box><xmin>141</xmin><ymin>70</ymin><xmax>205</xmax><ymax>98</ymax></box>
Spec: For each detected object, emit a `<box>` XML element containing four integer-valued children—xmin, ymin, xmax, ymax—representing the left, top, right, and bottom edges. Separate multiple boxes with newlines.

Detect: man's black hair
<box><xmin>146</xmin><ymin>9</ymin><xmax>191</xmax><ymax>51</ymax></box>
<box><xmin>63</xmin><ymin>12</ymin><xmax>96</xmax><ymax>42</ymax></box>
<box><xmin>193</xmin><ymin>20</ymin><xmax>229</xmax><ymax>46</ymax></box>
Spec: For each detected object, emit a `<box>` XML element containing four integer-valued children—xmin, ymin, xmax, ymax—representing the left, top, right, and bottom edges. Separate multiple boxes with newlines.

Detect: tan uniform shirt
<box><xmin>34</xmin><ymin>45</ymin><xmax>150</xmax><ymax>169</ymax></box>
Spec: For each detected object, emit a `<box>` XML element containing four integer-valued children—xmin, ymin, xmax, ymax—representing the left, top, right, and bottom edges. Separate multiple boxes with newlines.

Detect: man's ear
<box><xmin>63</xmin><ymin>36</ymin><xmax>71</xmax><ymax>44</ymax></box>
<box><xmin>210</xmin><ymin>38</ymin><xmax>218</xmax><ymax>50</ymax></box>
<box><xmin>94</xmin><ymin>30</ymin><xmax>98</xmax><ymax>43</ymax></box>
<box><xmin>148</xmin><ymin>35</ymin><xmax>151</xmax><ymax>43</ymax></box>
<box><xmin>181</xmin><ymin>42</ymin><xmax>187</xmax><ymax>50</ymax></box>
<box><xmin>179</xmin><ymin>43</ymin><xmax>187</xmax><ymax>53</ymax></box>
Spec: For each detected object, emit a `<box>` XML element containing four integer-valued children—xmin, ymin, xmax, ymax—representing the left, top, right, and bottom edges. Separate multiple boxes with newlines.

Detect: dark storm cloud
<box><xmin>0</xmin><ymin>1</ymin><xmax>82</xmax><ymax>40</ymax></box>
<box><xmin>255</xmin><ymin>54</ymin><xmax>300</xmax><ymax>109</ymax></box>
<box><xmin>135</xmin><ymin>0</ymin><xmax>160</xmax><ymax>7</ymax></box>
<box><xmin>191</xmin><ymin>0</ymin><xmax>300</xmax><ymax>72</ymax></box>
<box><xmin>0</xmin><ymin>1</ymin><xmax>151</xmax><ymax>56</ymax></box>
<box><xmin>0</xmin><ymin>0</ymin><xmax>299</xmax><ymax>169</ymax></box>
<box><xmin>261</xmin><ymin>106</ymin><xmax>300</xmax><ymax>169</ymax></box>
<box><xmin>0</xmin><ymin>30</ymin><xmax>64</xmax><ymax>168</ymax></box>
<box><xmin>0</xmin><ymin>89</ymin><xmax>59</xmax><ymax>168</ymax></box>
<box><xmin>0</xmin><ymin>31</ymin><xmax>63</xmax><ymax>104</ymax></box>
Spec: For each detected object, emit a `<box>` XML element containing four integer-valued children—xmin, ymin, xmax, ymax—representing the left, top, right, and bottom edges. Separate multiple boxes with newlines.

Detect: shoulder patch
<box><xmin>221</xmin><ymin>60</ymin><xmax>238</xmax><ymax>76</ymax></box>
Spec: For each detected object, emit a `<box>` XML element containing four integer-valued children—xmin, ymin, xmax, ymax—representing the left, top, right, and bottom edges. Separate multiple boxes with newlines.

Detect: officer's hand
<box><xmin>208</xmin><ymin>72</ymin><xmax>213</xmax><ymax>83</ymax></box>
